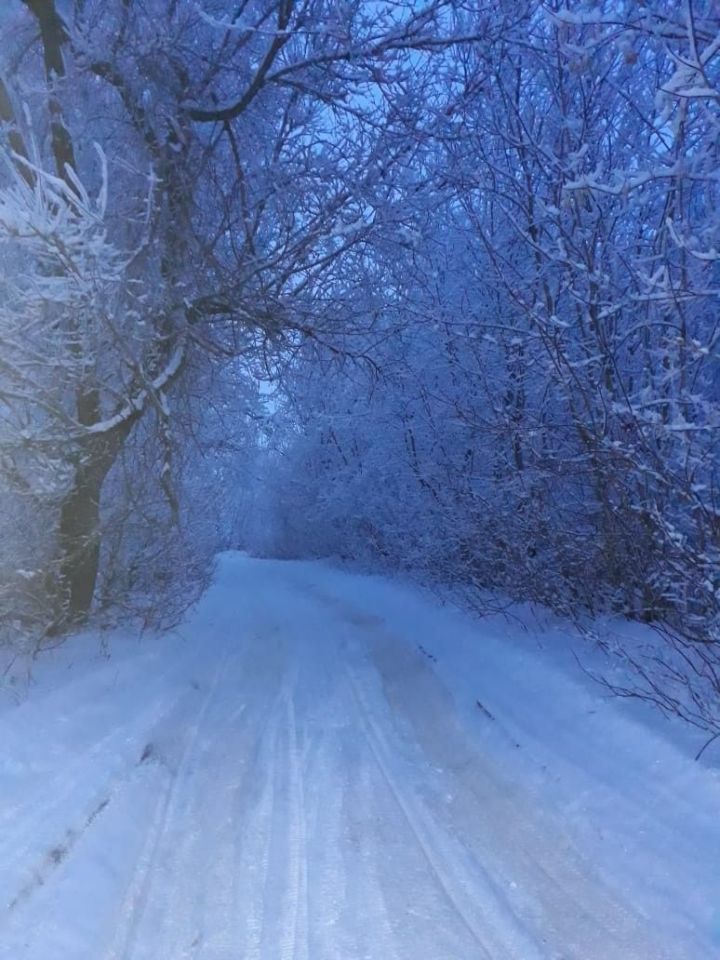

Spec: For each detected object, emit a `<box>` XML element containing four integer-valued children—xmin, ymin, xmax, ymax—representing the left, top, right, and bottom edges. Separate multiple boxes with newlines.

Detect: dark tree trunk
<box><xmin>49</xmin><ymin>419</ymin><xmax>136</xmax><ymax>634</ymax></box>
<box><xmin>54</xmin><ymin>462</ymin><xmax>104</xmax><ymax>628</ymax></box>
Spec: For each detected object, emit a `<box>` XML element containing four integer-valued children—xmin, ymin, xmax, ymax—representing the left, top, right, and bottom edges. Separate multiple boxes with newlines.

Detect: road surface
<box><xmin>0</xmin><ymin>554</ymin><xmax>713</xmax><ymax>959</ymax></box>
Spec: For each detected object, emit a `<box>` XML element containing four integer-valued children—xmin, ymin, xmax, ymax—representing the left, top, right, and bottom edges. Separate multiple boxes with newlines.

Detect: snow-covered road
<box><xmin>1</xmin><ymin>554</ymin><xmax>718</xmax><ymax>959</ymax></box>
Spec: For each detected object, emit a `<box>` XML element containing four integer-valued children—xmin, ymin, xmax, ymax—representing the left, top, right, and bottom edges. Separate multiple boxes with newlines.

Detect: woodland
<box><xmin>1</xmin><ymin>0</ymin><xmax>719</xmax><ymax>734</ymax></box>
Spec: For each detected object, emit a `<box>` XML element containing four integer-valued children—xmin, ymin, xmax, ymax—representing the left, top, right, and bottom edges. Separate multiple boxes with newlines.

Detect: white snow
<box><xmin>1</xmin><ymin>553</ymin><xmax>718</xmax><ymax>959</ymax></box>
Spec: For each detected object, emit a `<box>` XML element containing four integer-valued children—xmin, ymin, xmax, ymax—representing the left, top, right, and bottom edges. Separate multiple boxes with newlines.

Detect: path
<box><xmin>0</xmin><ymin>555</ymin><xmax>713</xmax><ymax>959</ymax></box>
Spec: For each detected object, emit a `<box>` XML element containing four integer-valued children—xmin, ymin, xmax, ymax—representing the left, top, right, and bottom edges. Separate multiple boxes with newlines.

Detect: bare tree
<box><xmin>0</xmin><ymin>0</ymin><xmax>481</xmax><ymax>636</ymax></box>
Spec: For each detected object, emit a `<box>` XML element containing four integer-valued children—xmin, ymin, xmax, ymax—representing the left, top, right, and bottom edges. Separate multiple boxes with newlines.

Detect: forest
<box><xmin>1</xmin><ymin>0</ymin><xmax>719</xmax><ymax>736</ymax></box>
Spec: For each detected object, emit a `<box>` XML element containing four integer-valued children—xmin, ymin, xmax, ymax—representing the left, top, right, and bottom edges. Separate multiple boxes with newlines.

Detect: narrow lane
<box><xmin>0</xmin><ymin>556</ymin><xmax>702</xmax><ymax>959</ymax></box>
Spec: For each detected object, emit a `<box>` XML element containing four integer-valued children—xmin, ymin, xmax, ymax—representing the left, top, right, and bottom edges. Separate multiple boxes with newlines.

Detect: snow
<box><xmin>83</xmin><ymin>344</ymin><xmax>186</xmax><ymax>437</ymax></box>
<box><xmin>1</xmin><ymin>552</ymin><xmax>718</xmax><ymax>959</ymax></box>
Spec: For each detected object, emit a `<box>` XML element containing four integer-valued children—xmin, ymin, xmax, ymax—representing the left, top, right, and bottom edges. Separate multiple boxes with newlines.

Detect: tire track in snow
<box><xmin>281</xmin><ymin>681</ymin><xmax>309</xmax><ymax>960</ymax></box>
<box><xmin>101</xmin><ymin>653</ymin><xmax>229</xmax><ymax>960</ymax></box>
<box><xmin>249</xmin><ymin>665</ymin><xmax>308</xmax><ymax>960</ymax></box>
<box><xmin>0</xmin><ymin>650</ymin><xmax>211</xmax><ymax>923</ymax></box>
<box><xmin>344</xmin><ymin>658</ymin><xmax>545</xmax><ymax>960</ymax></box>
<box><xmin>361</xmin><ymin>624</ymin><xmax>686</xmax><ymax>960</ymax></box>
<box><xmin>188</xmin><ymin>682</ymin><xmax>280</xmax><ymax>959</ymax></box>
<box><xmin>154</xmin><ymin>695</ymin><xmax>250</xmax><ymax>959</ymax></box>
<box><xmin>337</xmin><ymin>737</ymin><xmax>403</xmax><ymax>960</ymax></box>
<box><xmin>230</xmin><ymin>636</ymin><xmax>308</xmax><ymax>960</ymax></box>
<box><xmin>236</xmin><ymin>706</ymin><xmax>282</xmax><ymax>959</ymax></box>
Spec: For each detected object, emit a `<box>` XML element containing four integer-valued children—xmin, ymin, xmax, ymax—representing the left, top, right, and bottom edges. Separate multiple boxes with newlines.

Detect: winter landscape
<box><xmin>1</xmin><ymin>2</ymin><xmax>719</xmax><ymax>958</ymax></box>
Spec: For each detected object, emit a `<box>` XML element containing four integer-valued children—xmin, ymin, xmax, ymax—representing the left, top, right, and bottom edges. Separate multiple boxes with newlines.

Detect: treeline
<box><xmin>0</xmin><ymin>0</ymin><xmax>469</xmax><ymax>639</ymax></box>
<box><xmin>248</xmin><ymin>2</ymin><xmax>720</xmax><ymax>733</ymax></box>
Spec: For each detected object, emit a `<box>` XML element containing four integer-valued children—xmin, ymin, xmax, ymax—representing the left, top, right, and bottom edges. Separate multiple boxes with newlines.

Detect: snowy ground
<box><xmin>1</xmin><ymin>553</ymin><xmax>718</xmax><ymax>959</ymax></box>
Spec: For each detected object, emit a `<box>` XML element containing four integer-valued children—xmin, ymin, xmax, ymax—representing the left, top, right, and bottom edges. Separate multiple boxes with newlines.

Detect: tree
<box><xmin>0</xmin><ymin>0</ymin><xmax>481</xmax><ymax>637</ymax></box>
<box><xmin>252</xmin><ymin>0</ymin><xmax>720</xmax><ymax>734</ymax></box>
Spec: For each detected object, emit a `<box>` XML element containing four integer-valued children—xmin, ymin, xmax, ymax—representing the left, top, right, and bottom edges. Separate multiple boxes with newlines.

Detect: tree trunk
<box><xmin>49</xmin><ymin>419</ymin><xmax>136</xmax><ymax>634</ymax></box>
<box><xmin>54</xmin><ymin>462</ymin><xmax>104</xmax><ymax>628</ymax></box>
